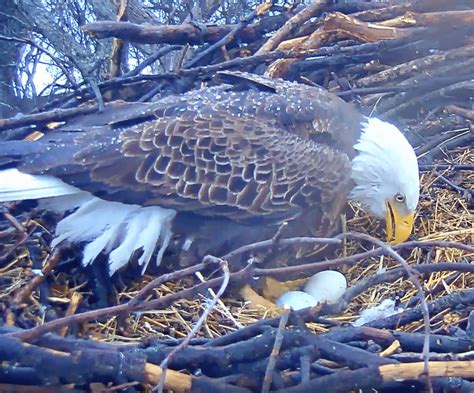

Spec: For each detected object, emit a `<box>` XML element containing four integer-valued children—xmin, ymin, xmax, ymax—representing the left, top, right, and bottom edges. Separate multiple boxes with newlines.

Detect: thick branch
<box><xmin>82</xmin><ymin>17</ymin><xmax>286</xmax><ymax>45</ymax></box>
<box><xmin>380</xmin><ymin>10</ymin><xmax>474</xmax><ymax>28</ymax></box>
<box><xmin>255</xmin><ymin>1</ymin><xmax>327</xmax><ymax>55</ymax></box>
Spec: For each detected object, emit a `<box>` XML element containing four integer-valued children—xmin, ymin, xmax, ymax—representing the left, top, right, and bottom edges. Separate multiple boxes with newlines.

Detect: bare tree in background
<box><xmin>0</xmin><ymin>0</ymin><xmax>471</xmax><ymax>148</ymax></box>
<box><xmin>0</xmin><ymin>0</ymin><xmax>29</xmax><ymax>117</ymax></box>
<box><xmin>0</xmin><ymin>0</ymin><xmax>264</xmax><ymax>118</ymax></box>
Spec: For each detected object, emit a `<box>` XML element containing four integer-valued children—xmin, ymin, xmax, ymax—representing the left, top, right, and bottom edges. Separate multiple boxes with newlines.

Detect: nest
<box><xmin>0</xmin><ymin>1</ymin><xmax>473</xmax><ymax>392</ymax></box>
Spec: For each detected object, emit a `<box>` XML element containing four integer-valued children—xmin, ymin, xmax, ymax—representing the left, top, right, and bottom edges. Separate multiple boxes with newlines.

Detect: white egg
<box><xmin>303</xmin><ymin>270</ymin><xmax>347</xmax><ymax>304</ymax></box>
<box><xmin>276</xmin><ymin>291</ymin><xmax>318</xmax><ymax>310</ymax></box>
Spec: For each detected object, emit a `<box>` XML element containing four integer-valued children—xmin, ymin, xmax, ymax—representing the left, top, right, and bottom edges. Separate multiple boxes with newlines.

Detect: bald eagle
<box><xmin>0</xmin><ymin>72</ymin><xmax>419</xmax><ymax>275</ymax></box>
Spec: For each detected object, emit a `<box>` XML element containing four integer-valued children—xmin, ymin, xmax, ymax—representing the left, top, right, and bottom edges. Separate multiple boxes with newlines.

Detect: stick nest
<box><xmin>0</xmin><ymin>1</ymin><xmax>473</xmax><ymax>392</ymax></box>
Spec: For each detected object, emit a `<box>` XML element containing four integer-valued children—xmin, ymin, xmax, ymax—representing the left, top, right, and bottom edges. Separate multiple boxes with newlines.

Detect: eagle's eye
<box><xmin>394</xmin><ymin>192</ymin><xmax>405</xmax><ymax>203</ymax></box>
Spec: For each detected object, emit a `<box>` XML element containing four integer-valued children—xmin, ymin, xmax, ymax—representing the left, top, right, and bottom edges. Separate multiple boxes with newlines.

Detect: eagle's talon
<box><xmin>240</xmin><ymin>284</ymin><xmax>283</xmax><ymax>312</ymax></box>
<box><xmin>240</xmin><ymin>277</ymin><xmax>309</xmax><ymax>315</ymax></box>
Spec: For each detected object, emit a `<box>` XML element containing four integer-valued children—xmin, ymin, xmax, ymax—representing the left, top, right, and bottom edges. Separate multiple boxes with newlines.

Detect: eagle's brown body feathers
<box><xmin>4</xmin><ymin>72</ymin><xmax>366</xmax><ymax>263</ymax></box>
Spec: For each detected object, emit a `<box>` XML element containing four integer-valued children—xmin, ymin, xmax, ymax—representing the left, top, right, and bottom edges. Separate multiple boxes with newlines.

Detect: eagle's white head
<box><xmin>349</xmin><ymin>117</ymin><xmax>420</xmax><ymax>243</ymax></box>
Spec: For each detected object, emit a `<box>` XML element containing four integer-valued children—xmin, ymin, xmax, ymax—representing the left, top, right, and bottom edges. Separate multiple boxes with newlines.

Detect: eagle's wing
<box><xmin>214</xmin><ymin>71</ymin><xmax>361</xmax><ymax>154</ymax></box>
<box><xmin>15</xmin><ymin>111</ymin><xmax>350</xmax><ymax>223</ymax></box>
<box><xmin>8</xmin><ymin>81</ymin><xmax>358</xmax><ymax>223</ymax></box>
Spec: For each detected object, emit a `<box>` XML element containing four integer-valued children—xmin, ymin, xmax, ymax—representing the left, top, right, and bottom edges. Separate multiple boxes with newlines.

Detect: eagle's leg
<box><xmin>240</xmin><ymin>277</ymin><xmax>307</xmax><ymax>310</ymax></box>
<box><xmin>239</xmin><ymin>284</ymin><xmax>282</xmax><ymax>310</ymax></box>
<box><xmin>260</xmin><ymin>277</ymin><xmax>307</xmax><ymax>300</ymax></box>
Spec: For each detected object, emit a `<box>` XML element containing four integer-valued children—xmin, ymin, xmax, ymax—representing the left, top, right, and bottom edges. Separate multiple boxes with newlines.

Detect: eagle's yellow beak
<box><xmin>385</xmin><ymin>202</ymin><xmax>414</xmax><ymax>244</ymax></box>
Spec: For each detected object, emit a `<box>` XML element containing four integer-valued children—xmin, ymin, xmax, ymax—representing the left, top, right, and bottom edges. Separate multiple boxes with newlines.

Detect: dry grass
<box><xmin>0</xmin><ymin>147</ymin><xmax>472</xmax><ymax>343</ymax></box>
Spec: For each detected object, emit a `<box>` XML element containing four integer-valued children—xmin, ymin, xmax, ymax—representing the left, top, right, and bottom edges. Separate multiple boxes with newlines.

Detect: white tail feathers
<box><xmin>0</xmin><ymin>169</ymin><xmax>176</xmax><ymax>275</ymax></box>
<box><xmin>0</xmin><ymin>168</ymin><xmax>79</xmax><ymax>202</ymax></box>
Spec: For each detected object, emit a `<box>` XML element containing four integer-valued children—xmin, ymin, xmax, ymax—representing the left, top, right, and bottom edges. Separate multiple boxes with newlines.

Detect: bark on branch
<box><xmin>82</xmin><ymin>16</ymin><xmax>287</xmax><ymax>45</ymax></box>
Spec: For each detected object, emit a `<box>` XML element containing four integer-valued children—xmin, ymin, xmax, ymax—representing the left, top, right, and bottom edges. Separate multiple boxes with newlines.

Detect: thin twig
<box><xmin>262</xmin><ymin>309</ymin><xmax>290</xmax><ymax>393</ymax></box>
<box><xmin>195</xmin><ymin>271</ymin><xmax>243</xmax><ymax>329</ymax></box>
<box><xmin>128</xmin><ymin>261</ymin><xmax>209</xmax><ymax>306</ymax></box>
<box><xmin>433</xmin><ymin>171</ymin><xmax>473</xmax><ymax>198</ymax></box>
<box><xmin>58</xmin><ymin>292</ymin><xmax>82</xmax><ymax>337</ymax></box>
<box><xmin>124</xmin><ymin>45</ymin><xmax>182</xmax><ymax>77</ymax></box>
<box><xmin>9</xmin><ymin>234</ymin><xmax>473</xmax><ymax>342</ymax></box>
<box><xmin>0</xmin><ymin>34</ymin><xmax>78</xmax><ymax>89</ymax></box>
<box><xmin>2</xmin><ymin>211</ymin><xmax>26</xmax><ymax>234</ymax></box>
<box><xmin>416</xmin><ymin>129</ymin><xmax>471</xmax><ymax>157</ymax></box>
<box><xmin>222</xmin><ymin>236</ymin><xmax>342</xmax><ymax>261</ymax></box>
<box><xmin>186</xmin><ymin>4</ymin><xmax>267</xmax><ymax>68</ymax></box>
<box><xmin>0</xmin><ymin>210</ymin><xmax>29</xmax><ymax>261</ymax></box>
<box><xmin>85</xmin><ymin>77</ymin><xmax>104</xmax><ymax>112</ymax></box>
<box><xmin>154</xmin><ymin>258</ymin><xmax>230</xmax><ymax>393</ymax></box>
<box><xmin>338</xmin><ymin>261</ymin><xmax>474</xmax><ymax>311</ymax></box>
<box><xmin>12</xmin><ymin>249</ymin><xmax>63</xmax><ymax>306</ymax></box>
<box><xmin>419</xmin><ymin>164</ymin><xmax>474</xmax><ymax>171</ymax></box>
<box><xmin>343</xmin><ymin>232</ymin><xmax>432</xmax><ymax>387</ymax></box>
